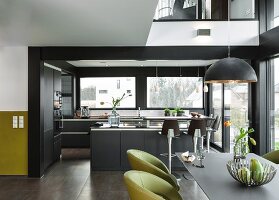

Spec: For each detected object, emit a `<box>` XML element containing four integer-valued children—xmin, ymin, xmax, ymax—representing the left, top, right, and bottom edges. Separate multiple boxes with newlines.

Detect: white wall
<box><xmin>147</xmin><ymin>21</ymin><xmax>259</xmax><ymax>46</ymax></box>
<box><xmin>0</xmin><ymin>47</ymin><xmax>28</xmax><ymax>111</ymax></box>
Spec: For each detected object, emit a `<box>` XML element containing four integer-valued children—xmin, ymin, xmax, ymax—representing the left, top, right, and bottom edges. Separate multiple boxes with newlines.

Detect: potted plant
<box><xmin>175</xmin><ymin>107</ymin><xmax>184</xmax><ymax>116</ymax></box>
<box><xmin>164</xmin><ymin>108</ymin><xmax>171</xmax><ymax>116</ymax></box>
<box><xmin>171</xmin><ymin>110</ymin><xmax>177</xmax><ymax>117</ymax></box>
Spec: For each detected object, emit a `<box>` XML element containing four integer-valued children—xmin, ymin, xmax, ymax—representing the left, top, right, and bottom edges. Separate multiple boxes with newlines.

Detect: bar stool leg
<box><xmin>168</xmin><ymin>136</ymin><xmax>172</xmax><ymax>173</ymax></box>
<box><xmin>207</xmin><ymin>131</ymin><xmax>211</xmax><ymax>152</ymax></box>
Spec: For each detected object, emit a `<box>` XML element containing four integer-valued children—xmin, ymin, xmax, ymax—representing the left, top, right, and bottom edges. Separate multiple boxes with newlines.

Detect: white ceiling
<box><xmin>67</xmin><ymin>60</ymin><xmax>219</xmax><ymax>67</ymax></box>
<box><xmin>0</xmin><ymin>0</ymin><xmax>158</xmax><ymax>46</ymax></box>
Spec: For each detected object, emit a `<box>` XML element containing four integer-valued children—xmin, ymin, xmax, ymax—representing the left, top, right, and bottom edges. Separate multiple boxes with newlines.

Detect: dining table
<box><xmin>176</xmin><ymin>152</ymin><xmax>279</xmax><ymax>200</ymax></box>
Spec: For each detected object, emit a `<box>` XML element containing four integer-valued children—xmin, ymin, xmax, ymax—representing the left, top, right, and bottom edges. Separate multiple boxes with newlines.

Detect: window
<box><xmin>269</xmin><ymin>58</ymin><xmax>279</xmax><ymax>151</ymax></box>
<box><xmin>224</xmin><ymin>83</ymin><xmax>249</xmax><ymax>152</ymax></box>
<box><xmin>61</xmin><ymin>73</ymin><xmax>74</xmax><ymax>117</ymax></box>
<box><xmin>154</xmin><ymin>0</ymin><xmax>255</xmax><ymax>20</ymax></box>
<box><xmin>80</xmin><ymin>77</ymin><xmax>136</xmax><ymax>108</ymax></box>
<box><xmin>268</xmin><ymin>0</ymin><xmax>279</xmax><ymax>30</ymax></box>
<box><xmin>212</xmin><ymin>83</ymin><xmax>223</xmax><ymax>148</ymax></box>
<box><xmin>147</xmin><ymin>77</ymin><xmax>203</xmax><ymax>108</ymax></box>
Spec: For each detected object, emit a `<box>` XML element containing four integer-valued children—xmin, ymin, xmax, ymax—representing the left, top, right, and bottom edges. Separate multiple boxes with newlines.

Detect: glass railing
<box><xmin>154</xmin><ymin>0</ymin><xmax>256</xmax><ymax>21</ymax></box>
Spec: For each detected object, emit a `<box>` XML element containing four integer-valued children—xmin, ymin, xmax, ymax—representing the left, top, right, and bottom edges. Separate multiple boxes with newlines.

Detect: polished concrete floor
<box><xmin>0</xmin><ymin>149</ymin><xmax>208</xmax><ymax>200</ymax></box>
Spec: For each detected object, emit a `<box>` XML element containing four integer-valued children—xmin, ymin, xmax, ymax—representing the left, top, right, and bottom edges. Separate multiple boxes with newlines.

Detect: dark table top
<box><xmin>176</xmin><ymin>153</ymin><xmax>279</xmax><ymax>200</ymax></box>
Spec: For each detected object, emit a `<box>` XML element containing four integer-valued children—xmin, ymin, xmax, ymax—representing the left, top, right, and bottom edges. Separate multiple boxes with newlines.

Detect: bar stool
<box><xmin>187</xmin><ymin>119</ymin><xmax>207</xmax><ymax>152</ymax></box>
<box><xmin>206</xmin><ymin>115</ymin><xmax>221</xmax><ymax>152</ymax></box>
<box><xmin>159</xmin><ymin>119</ymin><xmax>180</xmax><ymax>173</ymax></box>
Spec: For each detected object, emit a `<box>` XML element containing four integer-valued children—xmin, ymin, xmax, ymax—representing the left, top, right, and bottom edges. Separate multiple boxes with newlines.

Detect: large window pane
<box><xmin>147</xmin><ymin>77</ymin><xmax>203</xmax><ymax>108</ymax></box>
<box><xmin>268</xmin><ymin>0</ymin><xmax>279</xmax><ymax>30</ymax></box>
<box><xmin>270</xmin><ymin>58</ymin><xmax>279</xmax><ymax>150</ymax></box>
<box><xmin>80</xmin><ymin>77</ymin><xmax>136</xmax><ymax>108</ymax></box>
<box><xmin>212</xmin><ymin>83</ymin><xmax>223</xmax><ymax>147</ymax></box>
<box><xmin>154</xmin><ymin>0</ymin><xmax>255</xmax><ymax>20</ymax></box>
<box><xmin>224</xmin><ymin>83</ymin><xmax>249</xmax><ymax>152</ymax></box>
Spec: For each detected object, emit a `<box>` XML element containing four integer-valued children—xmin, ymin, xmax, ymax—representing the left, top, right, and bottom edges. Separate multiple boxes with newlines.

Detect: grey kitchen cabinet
<box><xmin>91</xmin><ymin>131</ymin><xmax>121</xmax><ymax>170</ymax></box>
<box><xmin>120</xmin><ymin>131</ymin><xmax>145</xmax><ymax>170</ymax></box>
<box><xmin>61</xmin><ymin>121</ymin><xmax>92</xmax><ymax>148</ymax></box>
<box><xmin>90</xmin><ymin>130</ymin><xmax>194</xmax><ymax>170</ymax></box>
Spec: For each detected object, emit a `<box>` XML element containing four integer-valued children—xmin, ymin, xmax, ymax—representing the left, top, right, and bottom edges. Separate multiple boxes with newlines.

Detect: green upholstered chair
<box><xmin>127</xmin><ymin>149</ymin><xmax>180</xmax><ymax>191</ymax></box>
<box><xmin>263</xmin><ymin>150</ymin><xmax>279</xmax><ymax>164</ymax></box>
<box><xmin>124</xmin><ymin>170</ymin><xmax>183</xmax><ymax>200</ymax></box>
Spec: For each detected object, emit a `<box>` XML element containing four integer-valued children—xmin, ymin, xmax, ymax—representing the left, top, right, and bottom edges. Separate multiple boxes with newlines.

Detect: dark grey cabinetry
<box><xmin>42</xmin><ymin>66</ymin><xmax>61</xmax><ymax>171</ymax></box>
<box><xmin>53</xmin><ymin>134</ymin><xmax>61</xmax><ymax>161</ymax></box>
<box><xmin>61</xmin><ymin>121</ymin><xmax>91</xmax><ymax>148</ymax></box>
<box><xmin>90</xmin><ymin>130</ymin><xmax>194</xmax><ymax>170</ymax></box>
<box><xmin>121</xmin><ymin>131</ymin><xmax>145</xmax><ymax>169</ymax></box>
<box><xmin>91</xmin><ymin>131</ymin><xmax>121</xmax><ymax>170</ymax></box>
<box><xmin>145</xmin><ymin>132</ymin><xmax>193</xmax><ymax>168</ymax></box>
<box><xmin>43</xmin><ymin>67</ymin><xmax>54</xmax><ymax>170</ymax></box>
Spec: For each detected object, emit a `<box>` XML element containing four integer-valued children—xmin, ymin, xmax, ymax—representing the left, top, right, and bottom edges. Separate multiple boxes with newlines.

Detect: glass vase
<box><xmin>233</xmin><ymin>137</ymin><xmax>249</xmax><ymax>161</ymax></box>
<box><xmin>108</xmin><ymin>108</ymin><xmax>120</xmax><ymax>127</ymax></box>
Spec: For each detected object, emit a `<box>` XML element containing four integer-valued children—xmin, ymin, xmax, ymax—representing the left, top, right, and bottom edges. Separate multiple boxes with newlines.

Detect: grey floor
<box><xmin>0</xmin><ymin>149</ymin><xmax>208</xmax><ymax>200</ymax></box>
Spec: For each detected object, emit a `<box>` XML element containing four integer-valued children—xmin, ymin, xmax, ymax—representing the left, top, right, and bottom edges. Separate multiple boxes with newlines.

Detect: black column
<box><xmin>28</xmin><ymin>47</ymin><xmax>44</xmax><ymax>177</ymax></box>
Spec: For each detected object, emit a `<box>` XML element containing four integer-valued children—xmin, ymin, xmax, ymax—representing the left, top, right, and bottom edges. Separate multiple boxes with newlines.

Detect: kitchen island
<box><xmin>58</xmin><ymin>116</ymin><xmax>213</xmax><ymax>170</ymax></box>
<box><xmin>90</xmin><ymin>124</ymin><xmax>193</xmax><ymax>171</ymax></box>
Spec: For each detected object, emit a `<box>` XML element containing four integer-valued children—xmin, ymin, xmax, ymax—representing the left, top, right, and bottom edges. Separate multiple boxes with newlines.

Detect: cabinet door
<box><xmin>144</xmin><ymin>131</ymin><xmax>194</xmax><ymax>169</ymax></box>
<box><xmin>91</xmin><ymin>131</ymin><xmax>121</xmax><ymax>170</ymax></box>
<box><xmin>53</xmin><ymin>69</ymin><xmax>61</xmax><ymax>92</ymax></box>
<box><xmin>120</xmin><ymin>131</ymin><xmax>145</xmax><ymax>169</ymax></box>
<box><xmin>44</xmin><ymin>130</ymin><xmax>54</xmax><ymax>169</ymax></box>
<box><xmin>144</xmin><ymin>131</ymin><xmax>168</xmax><ymax>166</ymax></box>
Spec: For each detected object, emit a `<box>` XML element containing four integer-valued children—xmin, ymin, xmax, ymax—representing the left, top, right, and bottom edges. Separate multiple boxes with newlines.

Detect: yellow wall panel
<box><xmin>0</xmin><ymin>111</ymin><xmax>28</xmax><ymax>175</ymax></box>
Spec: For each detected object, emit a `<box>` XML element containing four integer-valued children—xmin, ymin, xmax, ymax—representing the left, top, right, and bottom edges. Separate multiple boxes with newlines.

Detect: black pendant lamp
<box><xmin>204</xmin><ymin>57</ymin><xmax>257</xmax><ymax>83</ymax></box>
<box><xmin>204</xmin><ymin>0</ymin><xmax>257</xmax><ymax>84</ymax></box>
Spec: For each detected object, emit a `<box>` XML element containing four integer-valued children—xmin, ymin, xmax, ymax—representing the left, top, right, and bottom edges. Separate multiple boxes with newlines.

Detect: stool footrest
<box><xmin>160</xmin><ymin>153</ymin><xmax>176</xmax><ymax>158</ymax></box>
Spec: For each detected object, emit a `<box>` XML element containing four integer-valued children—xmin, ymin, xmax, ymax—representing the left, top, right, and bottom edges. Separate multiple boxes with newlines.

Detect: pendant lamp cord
<box><xmin>228</xmin><ymin>0</ymin><xmax>231</xmax><ymax>58</ymax></box>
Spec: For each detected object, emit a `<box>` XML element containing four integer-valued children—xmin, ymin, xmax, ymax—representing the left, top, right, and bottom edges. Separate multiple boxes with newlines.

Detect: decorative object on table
<box><xmin>224</xmin><ymin>121</ymin><xmax>256</xmax><ymax>161</ymax></box>
<box><xmin>101</xmin><ymin>93</ymin><xmax>132</xmax><ymax>127</ymax></box>
<box><xmin>190</xmin><ymin>112</ymin><xmax>199</xmax><ymax>118</ymax></box>
<box><xmin>226</xmin><ymin>158</ymin><xmax>277</xmax><ymax>186</ymax></box>
<box><xmin>181</xmin><ymin>151</ymin><xmax>196</xmax><ymax>163</ymax></box>
<box><xmin>80</xmin><ymin>106</ymin><xmax>90</xmax><ymax>118</ymax></box>
<box><xmin>193</xmin><ymin>135</ymin><xmax>205</xmax><ymax>168</ymax></box>
<box><xmin>175</xmin><ymin>107</ymin><xmax>184</xmax><ymax>116</ymax></box>
<box><xmin>164</xmin><ymin>108</ymin><xmax>171</xmax><ymax>116</ymax></box>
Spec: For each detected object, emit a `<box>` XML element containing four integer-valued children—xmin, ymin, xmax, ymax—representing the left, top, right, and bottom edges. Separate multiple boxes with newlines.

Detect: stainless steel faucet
<box><xmin>138</xmin><ymin>107</ymin><xmax>141</xmax><ymax>117</ymax></box>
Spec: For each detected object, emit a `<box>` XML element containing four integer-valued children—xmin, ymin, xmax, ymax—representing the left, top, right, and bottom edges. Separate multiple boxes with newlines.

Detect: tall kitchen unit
<box><xmin>43</xmin><ymin>64</ymin><xmax>62</xmax><ymax>171</ymax></box>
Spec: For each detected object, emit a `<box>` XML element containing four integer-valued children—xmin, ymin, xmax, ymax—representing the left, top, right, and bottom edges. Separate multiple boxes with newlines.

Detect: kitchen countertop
<box><xmin>90</xmin><ymin>124</ymin><xmax>189</xmax><ymax>132</ymax></box>
<box><xmin>56</xmin><ymin>116</ymin><xmax>214</xmax><ymax>122</ymax></box>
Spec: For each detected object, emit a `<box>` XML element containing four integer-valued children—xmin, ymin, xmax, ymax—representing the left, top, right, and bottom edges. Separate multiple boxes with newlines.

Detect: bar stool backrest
<box><xmin>212</xmin><ymin>115</ymin><xmax>221</xmax><ymax>131</ymax></box>
<box><xmin>188</xmin><ymin>119</ymin><xmax>206</xmax><ymax>136</ymax></box>
<box><xmin>161</xmin><ymin>119</ymin><xmax>180</xmax><ymax>136</ymax></box>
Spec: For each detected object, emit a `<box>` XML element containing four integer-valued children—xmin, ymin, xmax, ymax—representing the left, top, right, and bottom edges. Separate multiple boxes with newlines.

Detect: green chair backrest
<box><xmin>124</xmin><ymin>170</ymin><xmax>182</xmax><ymax>200</ymax></box>
<box><xmin>127</xmin><ymin>149</ymin><xmax>179</xmax><ymax>190</ymax></box>
<box><xmin>263</xmin><ymin>150</ymin><xmax>279</xmax><ymax>164</ymax></box>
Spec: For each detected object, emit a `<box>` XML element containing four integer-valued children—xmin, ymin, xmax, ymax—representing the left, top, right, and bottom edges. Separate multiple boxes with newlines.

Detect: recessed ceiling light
<box><xmin>140</xmin><ymin>64</ymin><xmax>144</xmax><ymax>67</ymax></box>
<box><xmin>106</xmin><ymin>64</ymin><xmax>109</xmax><ymax>67</ymax></box>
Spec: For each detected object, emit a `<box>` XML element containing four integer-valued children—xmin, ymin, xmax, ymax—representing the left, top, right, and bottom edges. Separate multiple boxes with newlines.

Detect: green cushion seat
<box><xmin>127</xmin><ymin>149</ymin><xmax>180</xmax><ymax>191</ymax></box>
<box><xmin>263</xmin><ymin>150</ymin><xmax>279</xmax><ymax>164</ymax></box>
<box><xmin>124</xmin><ymin>170</ymin><xmax>183</xmax><ymax>200</ymax></box>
